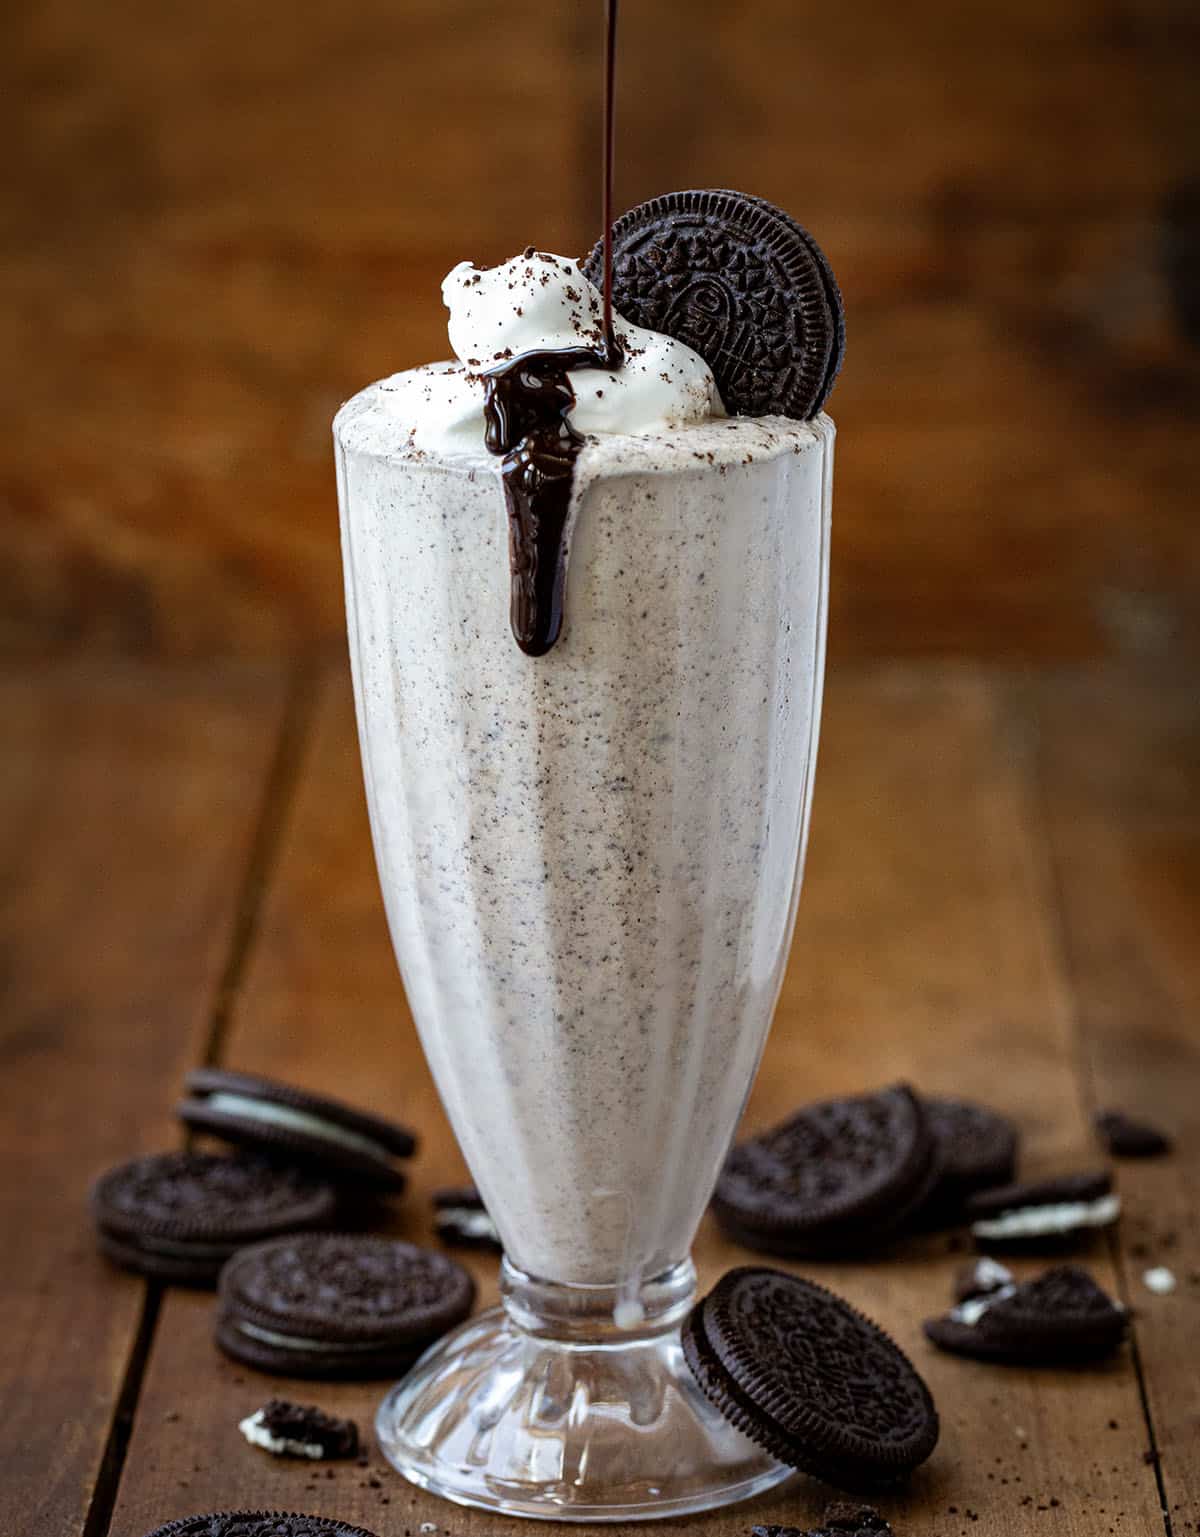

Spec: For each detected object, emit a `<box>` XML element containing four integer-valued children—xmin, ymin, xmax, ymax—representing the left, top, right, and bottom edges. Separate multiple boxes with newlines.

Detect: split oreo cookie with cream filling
<box><xmin>967</xmin><ymin>1170</ymin><xmax>1120</xmax><ymax>1250</ymax></box>
<box><xmin>179</xmin><ymin>1068</ymin><xmax>416</xmax><ymax>1191</ymax></box>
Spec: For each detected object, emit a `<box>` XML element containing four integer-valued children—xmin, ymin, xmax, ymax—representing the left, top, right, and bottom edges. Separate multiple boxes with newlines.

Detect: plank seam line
<box><xmin>1021</xmin><ymin>679</ymin><xmax>1174</xmax><ymax>1537</ymax></box>
<box><xmin>200</xmin><ymin>660</ymin><xmax>319</xmax><ymax>1070</ymax></box>
<box><xmin>79</xmin><ymin>1282</ymin><xmax>163</xmax><ymax>1537</ymax></box>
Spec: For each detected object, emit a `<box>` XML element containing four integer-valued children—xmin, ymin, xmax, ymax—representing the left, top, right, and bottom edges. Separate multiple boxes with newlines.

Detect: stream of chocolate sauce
<box><xmin>482</xmin><ymin>0</ymin><xmax>622</xmax><ymax>657</ymax></box>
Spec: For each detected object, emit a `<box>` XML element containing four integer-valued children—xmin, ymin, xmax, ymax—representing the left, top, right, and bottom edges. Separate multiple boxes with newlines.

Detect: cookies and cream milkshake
<box><xmin>336</xmin><ymin>250</ymin><xmax>832</xmax><ymax>1287</ymax></box>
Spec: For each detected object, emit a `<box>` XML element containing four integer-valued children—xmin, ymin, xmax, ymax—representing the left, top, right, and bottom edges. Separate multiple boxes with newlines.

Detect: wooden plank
<box><xmin>0</xmin><ymin>662</ymin><xmax>288</xmax><ymax>1536</ymax></box>
<box><xmin>109</xmin><ymin>664</ymin><xmax>1167</xmax><ymax>1536</ymax></box>
<box><xmin>1032</xmin><ymin>671</ymin><xmax>1200</xmax><ymax>1526</ymax></box>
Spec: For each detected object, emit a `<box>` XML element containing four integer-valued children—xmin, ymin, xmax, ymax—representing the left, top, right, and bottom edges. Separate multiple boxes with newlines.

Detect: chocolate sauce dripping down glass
<box><xmin>482</xmin><ymin>0</ymin><xmax>622</xmax><ymax>657</ymax></box>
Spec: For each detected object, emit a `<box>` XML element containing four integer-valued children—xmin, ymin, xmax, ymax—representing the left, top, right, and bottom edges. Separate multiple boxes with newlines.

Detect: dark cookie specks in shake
<box><xmin>334</xmin><ymin>0</ymin><xmax>844</xmax><ymax>1517</ymax></box>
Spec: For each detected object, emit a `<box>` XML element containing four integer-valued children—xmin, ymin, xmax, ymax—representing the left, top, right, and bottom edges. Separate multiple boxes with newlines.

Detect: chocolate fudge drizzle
<box><xmin>482</xmin><ymin>0</ymin><xmax>623</xmax><ymax>657</ymax></box>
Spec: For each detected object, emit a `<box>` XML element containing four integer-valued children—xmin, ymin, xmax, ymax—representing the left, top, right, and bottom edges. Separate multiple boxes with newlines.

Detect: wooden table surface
<box><xmin>3</xmin><ymin>657</ymin><xmax>1196</xmax><ymax>1537</ymax></box>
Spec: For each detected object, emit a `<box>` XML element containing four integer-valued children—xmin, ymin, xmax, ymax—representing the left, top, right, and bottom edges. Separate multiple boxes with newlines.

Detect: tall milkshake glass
<box><xmin>336</xmin><ymin>375</ymin><xmax>832</xmax><ymax>1518</ymax></box>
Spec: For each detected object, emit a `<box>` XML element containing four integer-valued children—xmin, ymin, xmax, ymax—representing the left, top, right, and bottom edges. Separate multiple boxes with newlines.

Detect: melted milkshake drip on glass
<box><xmin>334</xmin><ymin>0</ymin><xmax>834</xmax><ymax>1518</ymax></box>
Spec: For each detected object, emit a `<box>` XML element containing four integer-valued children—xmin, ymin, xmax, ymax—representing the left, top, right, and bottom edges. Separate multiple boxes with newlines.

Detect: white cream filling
<box><xmin>238</xmin><ymin>1408</ymin><xmax>324</xmax><ymax>1459</ymax></box>
<box><xmin>950</xmin><ymin>1285</ymin><xmax>1019</xmax><ymax>1327</ymax></box>
<box><xmin>234</xmin><ymin>1320</ymin><xmax>385</xmax><ymax>1354</ymax></box>
<box><xmin>971</xmin><ymin>1193</ymin><xmax>1121</xmax><ymax>1240</ymax></box>
<box><xmin>436</xmin><ymin>1208</ymin><xmax>499</xmax><ymax>1241</ymax></box>
<box><xmin>205</xmin><ymin>1091</ymin><xmax>391</xmax><ymax>1163</ymax></box>
<box><xmin>1143</xmin><ymin>1266</ymin><xmax>1176</xmax><ymax>1295</ymax></box>
<box><xmin>970</xmin><ymin>1257</ymin><xmax>1015</xmax><ymax>1291</ymax></box>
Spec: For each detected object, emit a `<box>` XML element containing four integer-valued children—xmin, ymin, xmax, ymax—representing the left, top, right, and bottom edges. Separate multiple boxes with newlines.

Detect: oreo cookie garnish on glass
<box><xmin>583</xmin><ymin>188</ymin><xmax>844</xmax><ymax>420</ymax></box>
<box><xmin>713</xmin><ymin>1084</ymin><xmax>940</xmax><ymax>1256</ymax></box>
<box><xmin>89</xmin><ymin>1150</ymin><xmax>339</xmax><ymax>1287</ymax></box>
<box><xmin>683</xmin><ymin>1266</ymin><xmax>938</xmax><ymax>1491</ymax></box>
<box><xmin>924</xmin><ymin>1263</ymin><xmax>1128</xmax><ymax>1365</ymax></box>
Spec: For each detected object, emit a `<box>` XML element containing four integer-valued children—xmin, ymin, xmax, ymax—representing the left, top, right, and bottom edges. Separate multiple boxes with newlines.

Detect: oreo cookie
<box><xmin>924</xmin><ymin>1264</ymin><xmax>1128</xmax><ymax>1364</ymax></box>
<box><xmin>921</xmin><ymin>1096</ymin><xmax>1019</xmax><ymax>1223</ymax></box>
<box><xmin>216</xmin><ymin>1233</ymin><xmax>475</xmax><ymax>1379</ymax></box>
<box><xmin>143</xmin><ymin>1517</ymin><xmax>378</xmax><ymax>1537</ymax></box>
<box><xmin>179</xmin><ymin>1068</ymin><xmax>416</xmax><ymax>1191</ymax></box>
<box><xmin>89</xmin><ymin>1151</ymin><xmax>339</xmax><ymax>1287</ymax></box>
<box><xmin>432</xmin><ymin>1186</ymin><xmax>502</xmax><ymax>1251</ymax></box>
<box><xmin>584</xmin><ymin>189</ymin><xmax>844</xmax><ymax>420</ymax></box>
<box><xmin>713</xmin><ymin>1084</ymin><xmax>940</xmax><ymax>1256</ymax></box>
<box><xmin>1095</xmin><ymin>1108</ymin><xmax>1172</xmax><ymax>1158</ymax></box>
<box><xmin>683</xmin><ymin>1266</ymin><xmax>938</xmax><ymax>1491</ymax></box>
<box><xmin>968</xmin><ymin>1171</ymin><xmax>1120</xmax><ymax>1249</ymax></box>
<box><xmin>238</xmin><ymin>1399</ymin><xmax>359</xmax><ymax>1460</ymax></box>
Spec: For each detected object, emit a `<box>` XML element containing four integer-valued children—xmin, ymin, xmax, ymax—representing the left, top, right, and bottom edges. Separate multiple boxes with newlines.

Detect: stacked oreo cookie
<box><xmin>713</xmin><ymin>1084</ymin><xmax>1021</xmax><ymax>1256</ymax></box>
<box><xmin>90</xmin><ymin>1072</ymin><xmax>419</xmax><ymax>1287</ymax></box>
<box><xmin>89</xmin><ymin>1071</ymin><xmax>485</xmax><ymax>1392</ymax></box>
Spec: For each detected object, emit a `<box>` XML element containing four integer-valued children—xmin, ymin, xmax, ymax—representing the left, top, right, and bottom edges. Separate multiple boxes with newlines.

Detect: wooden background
<box><xmin>3</xmin><ymin>0</ymin><xmax>1199</xmax><ymax>665</ymax></box>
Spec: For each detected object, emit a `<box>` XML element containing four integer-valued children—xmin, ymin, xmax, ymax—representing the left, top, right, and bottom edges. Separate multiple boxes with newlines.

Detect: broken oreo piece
<box><xmin>1095</xmin><ymin>1109</ymin><xmax>1172</xmax><ymax>1158</ymax></box>
<box><xmin>683</xmin><ymin>1266</ymin><xmax>938</xmax><ymax>1491</ymax></box>
<box><xmin>432</xmin><ymin>1186</ymin><xmax>502</xmax><ymax>1251</ymax></box>
<box><xmin>713</xmin><ymin>1084</ymin><xmax>939</xmax><ymax>1256</ymax></box>
<box><xmin>584</xmin><ymin>189</ymin><xmax>844</xmax><ymax>420</ymax></box>
<box><xmin>238</xmin><ymin>1399</ymin><xmax>359</xmax><ymax>1460</ymax></box>
<box><xmin>924</xmin><ymin>1264</ymin><xmax>1127</xmax><ymax>1364</ymax></box>
<box><xmin>968</xmin><ymin>1171</ymin><xmax>1120</xmax><ymax>1249</ymax></box>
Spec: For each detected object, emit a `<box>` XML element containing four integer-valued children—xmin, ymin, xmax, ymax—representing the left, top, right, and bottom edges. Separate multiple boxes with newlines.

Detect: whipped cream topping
<box><xmin>375</xmin><ymin>251</ymin><xmax>721</xmax><ymax>453</ymax></box>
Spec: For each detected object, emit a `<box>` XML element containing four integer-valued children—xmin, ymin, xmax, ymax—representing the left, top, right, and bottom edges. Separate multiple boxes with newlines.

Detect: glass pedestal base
<box><xmin>375</xmin><ymin>1258</ymin><xmax>792</xmax><ymax>1521</ymax></box>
